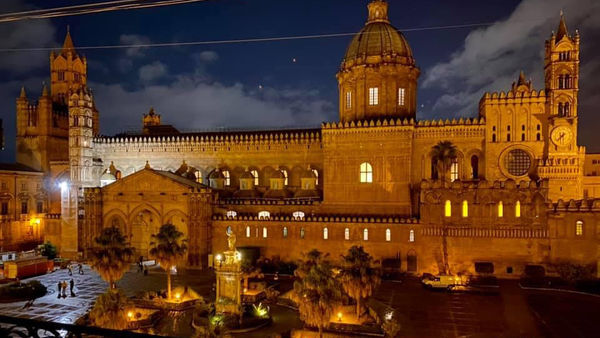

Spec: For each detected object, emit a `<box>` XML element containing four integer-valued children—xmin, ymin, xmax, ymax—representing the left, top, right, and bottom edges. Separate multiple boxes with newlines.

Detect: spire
<box><xmin>518</xmin><ymin>70</ymin><xmax>527</xmax><ymax>86</ymax></box>
<box><xmin>367</xmin><ymin>0</ymin><xmax>389</xmax><ymax>24</ymax></box>
<box><xmin>19</xmin><ymin>86</ymin><xmax>27</xmax><ymax>99</ymax></box>
<box><xmin>61</xmin><ymin>26</ymin><xmax>76</xmax><ymax>54</ymax></box>
<box><xmin>41</xmin><ymin>83</ymin><xmax>49</xmax><ymax>97</ymax></box>
<box><xmin>556</xmin><ymin>10</ymin><xmax>569</xmax><ymax>42</ymax></box>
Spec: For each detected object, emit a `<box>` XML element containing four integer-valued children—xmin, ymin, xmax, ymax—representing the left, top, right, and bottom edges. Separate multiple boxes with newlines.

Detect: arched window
<box><xmin>258</xmin><ymin>211</ymin><xmax>270</xmax><ymax>219</ymax></box>
<box><xmin>194</xmin><ymin>171</ymin><xmax>203</xmax><ymax>184</ymax></box>
<box><xmin>498</xmin><ymin>201</ymin><xmax>504</xmax><ymax>217</ymax></box>
<box><xmin>444</xmin><ymin>200</ymin><xmax>451</xmax><ymax>217</ymax></box>
<box><xmin>226</xmin><ymin>210</ymin><xmax>237</xmax><ymax>218</ymax></box>
<box><xmin>300</xmin><ymin>227</ymin><xmax>305</xmax><ymax>239</ymax></box>
<box><xmin>515</xmin><ymin>201</ymin><xmax>521</xmax><ymax>218</ymax></box>
<box><xmin>492</xmin><ymin>134</ymin><xmax>496</xmax><ymax>142</ymax></box>
<box><xmin>282</xmin><ymin>169</ymin><xmax>288</xmax><ymax>185</ymax></box>
<box><xmin>409</xmin><ymin>229</ymin><xmax>415</xmax><ymax>242</ymax></box>
<box><xmin>345</xmin><ymin>228</ymin><xmax>350</xmax><ymax>240</ymax></box>
<box><xmin>360</xmin><ymin>162</ymin><xmax>373</xmax><ymax>183</ymax></box>
<box><xmin>323</xmin><ymin>227</ymin><xmax>328</xmax><ymax>240</ymax></box>
<box><xmin>283</xmin><ymin>227</ymin><xmax>288</xmax><ymax>238</ymax></box>
<box><xmin>292</xmin><ymin>211</ymin><xmax>305</xmax><ymax>220</ymax></box>
<box><xmin>223</xmin><ymin>170</ymin><xmax>231</xmax><ymax>186</ymax></box>
<box><xmin>431</xmin><ymin>158</ymin><xmax>439</xmax><ymax>179</ymax></box>
<box><xmin>450</xmin><ymin>158</ymin><xmax>459</xmax><ymax>181</ymax></box>
<box><xmin>245</xmin><ymin>226</ymin><xmax>251</xmax><ymax>238</ymax></box>
<box><xmin>385</xmin><ymin>229</ymin><xmax>391</xmax><ymax>242</ymax></box>
<box><xmin>521</xmin><ymin>133</ymin><xmax>525</xmax><ymax>141</ymax></box>
<box><xmin>346</xmin><ymin>91</ymin><xmax>352</xmax><ymax>110</ymax></box>
<box><xmin>575</xmin><ymin>221</ymin><xmax>583</xmax><ymax>236</ymax></box>
<box><xmin>398</xmin><ymin>87</ymin><xmax>405</xmax><ymax>106</ymax></box>
<box><xmin>251</xmin><ymin>170</ymin><xmax>259</xmax><ymax>186</ymax></box>
<box><xmin>262</xmin><ymin>227</ymin><xmax>268</xmax><ymax>238</ymax></box>
<box><xmin>226</xmin><ymin>226</ymin><xmax>232</xmax><ymax>235</ymax></box>
<box><xmin>363</xmin><ymin>228</ymin><xmax>369</xmax><ymax>241</ymax></box>
<box><xmin>536</xmin><ymin>133</ymin><xmax>541</xmax><ymax>141</ymax></box>
<box><xmin>462</xmin><ymin>200</ymin><xmax>468</xmax><ymax>218</ymax></box>
<box><xmin>369</xmin><ymin>87</ymin><xmax>379</xmax><ymax>105</ymax></box>
<box><xmin>312</xmin><ymin>169</ymin><xmax>319</xmax><ymax>185</ymax></box>
<box><xmin>471</xmin><ymin>155</ymin><xmax>479</xmax><ymax>179</ymax></box>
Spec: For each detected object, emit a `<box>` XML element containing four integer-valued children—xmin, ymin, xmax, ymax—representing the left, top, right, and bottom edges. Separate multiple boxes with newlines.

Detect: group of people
<box><xmin>57</xmin><ymin>279</ymin><xmax>75</xmax><ymax>298</ymax></box>
<box><xmin>67</xmin><ymin>263</ymin><xmax>84</xmax><ymax>276</ymax></box>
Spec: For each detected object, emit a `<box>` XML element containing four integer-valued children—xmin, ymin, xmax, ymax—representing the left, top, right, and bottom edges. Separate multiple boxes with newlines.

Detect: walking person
<box><xmin>68</xmin><ymin>265</ymin><xmax>73</xmax><ymax>276</ymax></box>
<box><xmin>70</xmin><ymin>279</ymin><xmax>75</xmax><ymax>297</ymax></box>
<box><xmin>57</xmin><ymin>281</ymin><xmax>62</xmax><ymax>298</ymax></box>
<box><xmin>61</xmin><ymin>281</ymin><xmax>67</xmax><ymax>298</ymax></box>
<box><xmin>78</xmin><ymin>263</ymin><xmax>84</xmax><ymax>275</ymax></box>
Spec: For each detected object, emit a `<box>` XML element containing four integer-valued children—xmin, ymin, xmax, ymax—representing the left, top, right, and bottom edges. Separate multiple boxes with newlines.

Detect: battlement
<box><xmin>321</xmin><ymin>117</ymin><xmax>415</xmax><ymax>130</ymax></box>
<box><xmin>480</xmin><ymin>89</ymin><xmax>546</xmax><ymax>105</ymax></box>
<box><xmin>420</xmin><ymin>178</ymin><xmax>548</xmax><ymax>191</ymax></box>
<box><xmin>416</xmin><ymin>117</ymin><xmax>485</xmax><ymax>127</ymax></box>
<box><xmin>213</xmin><ymin>213</ymin><xmax>419</xmax><ymax>224</ymax></box>
<box><xmin>552</xmin><ymin>198</ymin><xmax>600</xmax><ymax>212</ymax></box>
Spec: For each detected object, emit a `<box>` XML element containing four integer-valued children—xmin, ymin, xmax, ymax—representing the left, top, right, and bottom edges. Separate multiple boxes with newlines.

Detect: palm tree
<box><xmin>339</xmin><ymin>246</ymin><xmax>381</xmax><ymax>318</ymax></box>
<box><xmin>149</xmin><ymin>224</ymin><xmax>188</xmax><ymax>300</ymax></box>
<box><xmin>89</xmin><ymin>289</ymin><xmax>133</xmax><ymax>330</ymax></box>
<box><xmin>293</xmin><ymin>249</ymin><xmax>341</xmax><ymax>338</ymax></box>
<box><xmin>88</xmin><ymin>226</ymin><xmax>134</xmax><ymax>290</ymax></box>
<box><xmin>430</xmin><ymin>140</ymin><xmax>457</xmax><ymax>182</ymax></box>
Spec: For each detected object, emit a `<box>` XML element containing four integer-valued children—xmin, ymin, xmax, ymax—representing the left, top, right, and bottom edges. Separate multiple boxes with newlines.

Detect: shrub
<box><xmin>552</xmin><ymin>262</ymin><xmax>596</xmax><ymax>285</ymax></box>
<box><xmin>0</xmin><ymin>280</ymin><xmax>47</xmax><ymax>301</ymax></box>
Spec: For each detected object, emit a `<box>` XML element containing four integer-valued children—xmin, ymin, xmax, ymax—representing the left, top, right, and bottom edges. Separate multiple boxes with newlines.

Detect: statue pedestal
<box><xmin>214</xmin><ymin>250</ymin><xmax>242</xmax><ymax>315</ymax></box>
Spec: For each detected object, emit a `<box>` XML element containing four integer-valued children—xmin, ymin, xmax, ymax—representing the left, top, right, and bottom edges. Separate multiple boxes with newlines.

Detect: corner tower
<box><xmin>337</xmin><ymin>0</ymin><xmax>419</xmax><ymax>123</ymax></box>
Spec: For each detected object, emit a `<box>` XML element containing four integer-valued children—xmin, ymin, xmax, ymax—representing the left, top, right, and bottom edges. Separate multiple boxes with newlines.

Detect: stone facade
<box><xmin>8</xmin><ymin>1</ymin><xmax>600</xmax><ymax>276</ymax></box>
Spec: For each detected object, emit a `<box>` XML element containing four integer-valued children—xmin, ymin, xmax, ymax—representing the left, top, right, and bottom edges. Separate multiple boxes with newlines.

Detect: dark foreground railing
<box><xmin>0</xmin><ymin>315</ymin><xmax>165</xmax><ymax>338</ymax></box>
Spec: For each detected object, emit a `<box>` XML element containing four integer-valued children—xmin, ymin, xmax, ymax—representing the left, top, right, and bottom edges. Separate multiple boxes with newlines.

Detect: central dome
<box><xmin>341</xmin><ymin>0</ymin><xmax>414</xmax><ymax>69</ymax></box>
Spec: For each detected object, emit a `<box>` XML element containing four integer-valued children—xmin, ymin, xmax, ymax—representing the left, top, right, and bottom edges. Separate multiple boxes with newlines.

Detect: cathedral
<box><xmin>7</xmin><ymin>0</ymin><xmax>600</xmax><ymax>277</ymax></box>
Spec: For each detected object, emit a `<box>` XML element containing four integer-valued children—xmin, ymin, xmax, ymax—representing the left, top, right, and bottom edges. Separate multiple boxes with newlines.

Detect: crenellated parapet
<box><xmin>551</xmin><ymin>198</ymin><xmax>600</xmax><ymax>212</ymax></box>
<box><xmin>414</xmin><ymin>117</ymin><xmax>485</xmax><ymax>139</ymax></box>
<box><xmin>213</xmin><ymin>213</ymin><xmax>419</xmax><ymax>224</ymax></box>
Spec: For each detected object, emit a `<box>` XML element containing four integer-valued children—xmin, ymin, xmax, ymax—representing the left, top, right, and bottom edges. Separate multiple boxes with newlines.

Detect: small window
<box><xmin>300</xmin><ymin>227</ymin><xmax>305</xmax><ymax>239</ymax></box>
<box><xmin>521</xmin><ymin>133</ymin><xmax>525</xmax><ymax>141</ymax></box>
<box><xmin>245</xmin><ymin>226</ymin><xmax>251</xmax><ymax>238</ymax></box>
<box><xmin>536</xmin><ymin>133</ymin><xmax>541</xmax><ymax>141</ymax></box>
<box><xmin>21</xmin><ymin>201</ymin><xmax>28</xmax><ymax>214</ymax></box>
<box><xmin>346</xmin><ymin>91</ymin><xmax>352</xmax><ymax>109</ymax></box>
<box><xmin>515</xmin><ymin>201</ymin><xmax>521</xmax><ymax>218</ymax></box>
<box><xmin>398</xmin><ymin>88</ymin><xmax>405</xmax><ymax>106</ymax></box>
<box><xmin>1</xmin><ymin>202</ymin><xmax>8</xmax><ymax>215</ymax></box>
<box><xmin>223</xmin><ymin>170</ymin><xmax>231</xmax><ymax>186</ymax></box>
<box><xmin>385</xmin><ymin>228</ymin><xmax>391</xmax><ymax>242</ymax></box>
<box><xmin>360</xmin><ymin>162</ymin><xmax>373</xmax><ymax>183</ymax></box>
<box><xmin>282</xmin><ymin>169</ymin><xmax>288</xmax><ymax>185</ymax></box>
<box><xmin>262</xmin><ymin>227</ymin><xmax>268</xmax><ymax>238</ymax></box>
<box><xmin>36</xmin><ymin>201</ymin><xmax>43</xmax><ymax>213</ymax></box>
<box><xmin>292</xmin><ymin>211</ymin><xmax>305</xmax><ymax>220</ymax></box>
<box><xmin>283</xmin><ymin>227</ymin><xmax>288</xmax><ymax>238</ymax></box>
<box><xmin>444</xmin><ymin>200</ymin><xmax>451</xmax><ymax>217</ymax></box>
<box><xmin>226</xmin><ymin>210</ymin><xmax>237</xmax><ymax>218</ymax></box>
<box><xmin>492</xmin><ymin>134</ymin><xmax>496</xmax><ymax>142</ymax></box>
<box><xmin>537</xmin><ymin>124</ymin><xmax>541</xmax><ymax>131</ymax></box>
<box><xmin>345</xmin><ymin>228</ymin><xmax>350</xmax><ymax>240</ymax></box>
<box><xmin>507</xmin><ymin>134</ymin><xmax>511</xmax><ymax>142</ymax></box>
<box><xmin>450</xmin><ymin>158</ymin><xmax>459</xmax><ymax>181</ymax></box>
<box><xmin>194</xmin><ymin>171</ymin><xmax>202</xmax><ymax>184</ymax></box>
<box><xmin>251</xmin><ymin>170</ymin><xmax>259</xmax><ymax>186</ymax></box>
<box><xmin>409</xmin><ymin>229</ymin><xmax>415</xmax><ymax>242</ymax></box>
<box><xmin>368</xmin><ymin>87</ymin><xmax>379</xmax><ymax>106</ymax></box>
<box><xmin>58</xmin><ymin>71</ymin><xmax>65</xmax><ymax>81</ymax></box>
<box><xmin>498</xmin><ymin>201</ymin><xmax>504</xmax><ymax>217</ymax></box>
<box><xmin>323</xmin><ymin>227</ymin><xmax>328</xmax><ymax>240</ymax></box>
<box><xmin>312</xmin><ymin>169</ymin><xmax>319</xmax><ymax>185</ymax></box>
<box><xmin>521</xmin><ymin>125</ymin><xmax>526</xmax><ymax>131</ymax></box>
<box><xmin>258</xmin><ymin>211</ymin><xmax>270</xmax><ymax>219</ymax></box>
<box><xmin>575</xmin><ymin>221</ymin><xmax>583</xmax><ymax>236</ymax></box>
<box><xmin>462</xmin><ymin>200</ymin><xmax>468</xmax><ymax>218</ymax></box>
<box><xmin>363</xmin><ymin>228</ymin><xmax>369</xmax><ymax>241</ymax></box>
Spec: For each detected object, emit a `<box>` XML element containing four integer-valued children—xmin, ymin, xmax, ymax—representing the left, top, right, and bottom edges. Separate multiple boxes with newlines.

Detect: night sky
<box><xmin>1</xmin><ymin>0</ymin><xmax>599</xmax><ymax>163</ymax></box>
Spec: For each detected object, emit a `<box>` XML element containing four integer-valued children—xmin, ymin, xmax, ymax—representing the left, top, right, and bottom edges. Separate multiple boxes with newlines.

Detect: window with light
<box><xmin>283</xmin><ymin>227</ymin><xmax>288</xmax><ymax>238</ymax></box>
<box><xmin>450</xmin><ymin>158</ymin><xmax>459</xmax><ymax>181</ymax></box>
<box><xmin>498</xmin><ymin>202</ymin><xmax>504</xmax><ymax>217</ymax></box>
<box><xmin>363</xmin><ymin>228</ymin><xmax>369</xmax><ymax>241</ymax></box>
<box><xmin>444</xmin><ymin>200</ymin><xmax>451</xmax><ymax>217</ymax></box>
<box><xmin>300</xmin><ymin>227</ymin><xmax>305</xmax><ymax>239</ymax></box>
<box><xmin>282</xmin><ymin>169</ymin><xmax>288</xmax><ymax>185</ymax></box>
<box><xmin>258</xmin><ymin>211</ymin><xmax>270</xmax><ymax>219</ymax></box>
<box><xmin>369</xmin><ymin>87</ymin><xmax>379</xmax><ymax>106</ymax></box>
<box><xmin>194</xmin><ymin>171</ymin><xmax>202</xmax><ymax>184</ymax></box>
<box><xmin>398</xmin><ymin>88</ymin><xmax>405</xmax><ymax>106</ymax></box>
<box><xmin>360</xmin><ymin>162</ymin><xmax>373</xmax><ymax>183</ymax></box>
<box><xmin>223</xmin><ymin>170</ymin><xmax>231</xmax><ymax>186</ymax></box>
<box><xmin>245</xmin><ymin>226</ymin><xmax>250</xmax><ymax>238</ymax></box>
<box><xmin>262</xmin><ymin>227</ymin><xmax>268</xmax><ymax>238</ymax></box>
<box><xmin>576</xmin><ymin>221</ymin><xmax>583</xmax><ymax>236</ymax></box>
<box><xmin>323</xmin><ymin>227</ymin><xmax>328</xmax><ymax>240</ymax></box>
<box><xmin>251</xmin><ymin>170</ymin><xmax>259</xmax><ymax>186</ymax></box>
<box><xmin>312</xmin><ymin>169</ymin><xmax>319</xmax><ymax>185</ymax></box>
<box><xmin>293</xmin><ymin>211</ymin><xmax>305</xmax><ymax>220</ymax></box>
<box><xmin>346</xmin><ymin>91</ymin><xmax>352</xmax><ymax>109</ymax></box>
<box><xmin>345</xmin><ymin>228</ymin><xmax>350</xmax><ymax>240</ymax></box>
<box><xmin>409</xmin><ymin>229</ymin><xmax>415</xmax><ymax>242</ymax></box>
<box><xmin>515</xmin><ymin>201</ymin><xmax>521</xmax><ymax>218</ymax></box>
<box><xmin>462</xmin><ymin>200</ymin><xmax>468</xmax><ymax>218</ymax></box>
<box><xmin>385</xmin><ymin>229</ymin><xmax>391</xmax><ymax>242</ymax></box>
<box><xmin>226</xmin><ymin>210</ymin><xmax>237</xmax><ymax>218</ymax></box>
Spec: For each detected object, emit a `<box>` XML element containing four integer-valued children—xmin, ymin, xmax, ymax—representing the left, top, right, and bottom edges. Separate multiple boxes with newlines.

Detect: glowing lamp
<box><xmin>127</xmin><ymin>311</ymin><xmax>133</xmax><ymax>319</ymax></box>
<box><xmin>58</xmin><ymin>181</ymin><xmax>68</xmax><ymax>192</ymax></box>
<box><xmin>175</xmin><ymin>293</ymin><xmax>181</xmax><ymax>300</ymax></box>
<box><xmin>337</xmin><ymin>312</ymin><xmax>343</xmax><ymax>322</ymax></box>
<box><xmin>29</xmin><ymin>218</ymin><xmax>41</xmax><ymax>226</ymax></box>
<box><xmin>215</xmin><ymin>254</ymin><xmax>223</xmax><ymax>262</ymax></box>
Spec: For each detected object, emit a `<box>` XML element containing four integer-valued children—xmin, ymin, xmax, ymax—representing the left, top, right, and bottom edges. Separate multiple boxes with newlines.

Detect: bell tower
<box><xmin>539</xmin><ymin>12</ymin><xmax>584</xmax><ymax>201</ymax></box>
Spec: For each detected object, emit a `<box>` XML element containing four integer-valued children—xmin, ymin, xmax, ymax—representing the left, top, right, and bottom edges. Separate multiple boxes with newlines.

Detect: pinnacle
<box><xmin>556</xmin><ymin>11</ymin><xmax>569</xmax><ymax>42</ymax></box>
<box><xmin>61</xmin><ymin>27</ymin><xmax>76</xmax><ymax>53</ymax></box>
<box><xmin>19</xmin><ymin>86</ymin><xmax>27</xmax><ymax>98</ymax></box>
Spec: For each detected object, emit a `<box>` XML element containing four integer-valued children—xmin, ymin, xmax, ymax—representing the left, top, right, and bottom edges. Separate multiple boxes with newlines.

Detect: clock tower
<box><xmin>538</xmin><ymin>13</ymin><xmax>585</xmax><ymax>201</ymax></box>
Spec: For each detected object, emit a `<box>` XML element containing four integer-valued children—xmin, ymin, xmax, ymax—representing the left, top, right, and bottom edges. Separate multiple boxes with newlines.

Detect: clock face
<box><xmin>551</xmin><ymin>126</ymin><xmax>573</xmax><ymax>146</ymax></box>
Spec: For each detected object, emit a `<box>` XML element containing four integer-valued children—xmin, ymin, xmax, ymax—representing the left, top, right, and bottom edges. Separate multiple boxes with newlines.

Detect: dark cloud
<box><xmin>421</xmin><ymin>0</ymin><xmax>600</xmax><ymax>151</ymax></box>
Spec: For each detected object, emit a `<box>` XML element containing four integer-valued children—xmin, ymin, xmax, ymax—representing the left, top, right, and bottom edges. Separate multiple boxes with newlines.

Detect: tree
<box><xmin>149</xmin><ymin>224</ymin><xmax>188</xmax><ymax>300</ymax></box>
<box><xmin>339</xmin><ymin>246</ymin><xmax>381</xmax><ymax>318</ymax></box>
<box><xmin>89</xmin><ymin>226</ymin><xmax>134</xmax><ymax>290</ymax></box>
<box><xmin>40</xmin><ymin>241</ymin><xmax>57</xmax><ymax>259</ymax></box>
<box><xmin>89</xmin><ymin>289</ymin><xmax>133</xmax><ymax>330</ymax></box>
<box><xmin>293</xmin><ymin>249</ymin><xmax>341</xmax><ymax>338</ymax></box>
<box><xmin>430</xmin><ymin>140</ymin><xmax>457</xmax><ymax>183</ymax></box>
